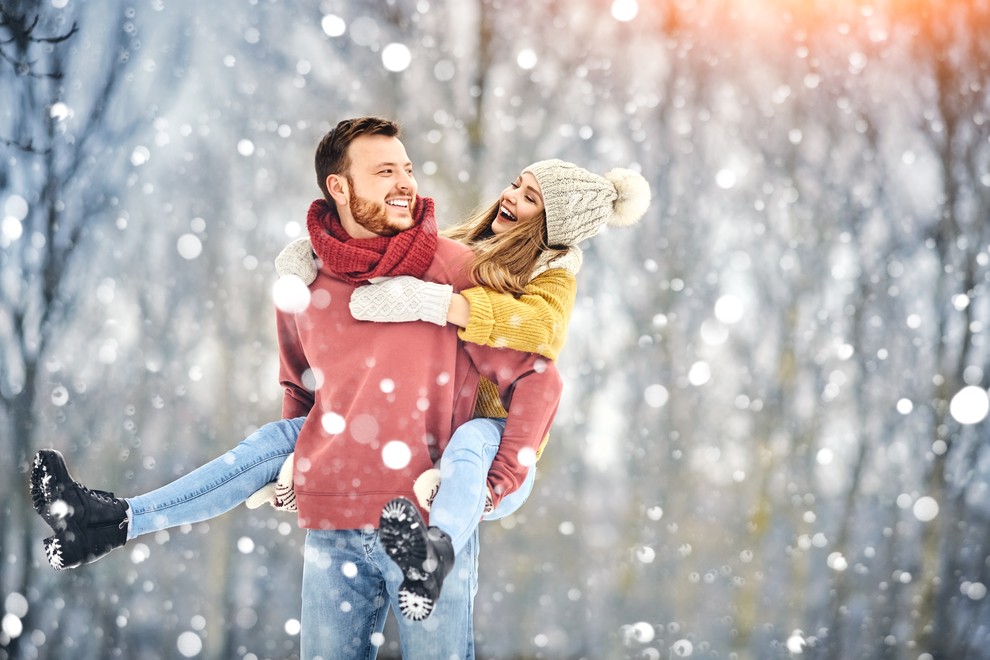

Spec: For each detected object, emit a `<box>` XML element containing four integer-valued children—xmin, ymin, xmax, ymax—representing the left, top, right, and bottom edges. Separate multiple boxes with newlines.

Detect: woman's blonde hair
<box><xmin>444</xmin><ymin>201</ymin><xmax>568</xmax><ymax>296</ymax></box>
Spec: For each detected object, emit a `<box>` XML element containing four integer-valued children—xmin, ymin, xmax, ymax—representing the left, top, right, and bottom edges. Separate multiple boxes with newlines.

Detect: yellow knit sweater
<box><xmin>457</xmin><ymin>267</ymin><xmax>577</xmax><ymax>458</ymax></box>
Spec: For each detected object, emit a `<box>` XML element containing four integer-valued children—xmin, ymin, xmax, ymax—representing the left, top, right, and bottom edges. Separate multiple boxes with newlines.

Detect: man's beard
<box><xmin>347</xmin><ymin>177</ymin><xmax>413</xmax><ymax>237</ymax></box>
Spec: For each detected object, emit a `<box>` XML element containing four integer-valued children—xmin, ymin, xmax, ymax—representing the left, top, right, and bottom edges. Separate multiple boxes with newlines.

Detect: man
<box><xmin>278</xmin><ymin>117</ymin><xmax>562</xmax><ymax>658</ymax></box>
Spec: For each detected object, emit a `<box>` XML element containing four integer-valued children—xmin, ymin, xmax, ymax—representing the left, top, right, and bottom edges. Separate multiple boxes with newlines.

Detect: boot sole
<box><xmin>31</xmin><ymin>449</ymin><xmax>127</xmax><ymax>571</ymax></box>
<box><xmin>43</xmin><ymin>535</ymin><xmax>68</xmax><ymax>571</ymax></box>
<box><xmin>42</xmin><ymin>527</ymin><xmax>121</xmax><ymax>571</ymax></box>
<box><xmin>31</xmin><ymin>450</ymin><xmax>74</xmax><ymax>532</ymax></box>
<box><xmin>379</xmin><ymin>498</ymin><xmax>439</xmax><ymax>621</ymax></box>
<box><xmin>397</xmin><ymin>582</ymin><xmax>436</xmax><ymax>622</ymax></box>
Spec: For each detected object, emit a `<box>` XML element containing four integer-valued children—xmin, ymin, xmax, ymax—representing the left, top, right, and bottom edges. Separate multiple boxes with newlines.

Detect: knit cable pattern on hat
<box><xmin>523</xmin><ymin>159</ymin><xmax>651</xmax><ymax>247</ymax></box>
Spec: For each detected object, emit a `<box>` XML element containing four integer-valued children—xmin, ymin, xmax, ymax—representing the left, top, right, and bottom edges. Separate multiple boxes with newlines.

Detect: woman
<box><xmin>29</xmin><ymin>160</ymin><xmax>650</xmax><ymax>614</ymax></box>
<box><xmin>271</xmin><ymin>159</ymin><xmax>651</xmax><ymax>620</ymax></box>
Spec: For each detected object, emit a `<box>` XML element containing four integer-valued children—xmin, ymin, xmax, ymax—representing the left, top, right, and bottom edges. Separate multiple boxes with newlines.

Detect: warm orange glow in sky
<box><xmin>606</xmin><ymin>0</ymin><xmax>984</xmax><ymax>59</ymax></box>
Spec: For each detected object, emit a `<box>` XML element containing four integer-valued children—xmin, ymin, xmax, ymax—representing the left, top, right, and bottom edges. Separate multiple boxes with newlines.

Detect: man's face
<box><xmin>336</xmin><ymin>134</ymin><xmax>417</xmax><ymax>238</ymax></box>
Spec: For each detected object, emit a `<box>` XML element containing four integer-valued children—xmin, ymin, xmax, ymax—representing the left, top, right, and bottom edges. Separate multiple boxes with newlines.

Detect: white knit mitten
<box><xmin>349</xmin><ymin>276</ymin><xmax>453</xmax><ymax>326</ymax></box>
<box><xmin>246</xmin><ymin>453</ymin><xmax>297</xmax><ymax>511</ymax></box>
<box><xmin>275</xmin><ymin>238</ymin><xmax>319</xmax><ymax>285</ymax></box>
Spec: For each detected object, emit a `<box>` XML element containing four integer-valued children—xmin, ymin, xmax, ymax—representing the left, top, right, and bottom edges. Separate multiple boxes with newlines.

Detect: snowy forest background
<box><xmin>2</xmin><ymin>0</ymin><xmax>989</xmax><ymax>658</ymax></box>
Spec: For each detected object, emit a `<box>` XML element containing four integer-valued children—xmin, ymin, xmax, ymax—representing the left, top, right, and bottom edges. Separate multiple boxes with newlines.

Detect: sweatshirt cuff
<box><xmin>485</xmin><ymin>475</ymin><xmax>508</xmax><ymax>511</ymax></box>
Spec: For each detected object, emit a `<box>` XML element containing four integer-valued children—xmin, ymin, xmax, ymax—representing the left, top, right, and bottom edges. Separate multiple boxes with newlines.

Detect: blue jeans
<box><xmin>301</xmin><ymin>528</ymin><xmax>478</xmax><ymax>659</ymax></box>
<box><xmin>429</xmin><ymin>418</ymin><xmax>536</xmax><ymax>553</ymax></box>
<box><xmin>122</xmin><ymin>415</ymin><xmax>513</xmax><ymax>658</ymax></box>
<box><xmin>125</xmin><ymin>417</ymin><xmax>304</xmax><ymax>538</ymax></box>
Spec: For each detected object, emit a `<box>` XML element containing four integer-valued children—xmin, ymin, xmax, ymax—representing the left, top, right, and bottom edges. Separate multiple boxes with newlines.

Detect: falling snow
<box><xmin>2</xmin><ymin>0</ymin><xmax>989</xmax><ymax>659</ymax></box>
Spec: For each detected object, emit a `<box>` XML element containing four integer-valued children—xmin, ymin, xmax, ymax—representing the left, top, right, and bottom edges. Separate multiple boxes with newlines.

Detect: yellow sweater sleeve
<box><xmin>457</xmin><ymin>268</ymin><xmax>577</xmax><ymax>361</ymax></box>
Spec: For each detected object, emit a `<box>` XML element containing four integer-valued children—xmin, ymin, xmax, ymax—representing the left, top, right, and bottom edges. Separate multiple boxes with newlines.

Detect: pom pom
<box><xmin>605</xmin><ymin>168</ymin><xmax>651</xmax><ymax>227</ymax></box>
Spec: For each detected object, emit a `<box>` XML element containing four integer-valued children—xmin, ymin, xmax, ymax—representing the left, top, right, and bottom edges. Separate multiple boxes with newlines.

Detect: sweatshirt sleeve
<box><xmin>276</xmin><ymin>307</ymin><xmax>315</xmax><ymax>419</ymax></box>
<box><xmin>457</xmin><ymin>268</ymin><xmax>577</xmax><ymax>362</ymax></box>
<box><xmin>462</xmin><ymin>343</ymin><xmax>563</xmax><ymax>508</ymax></box>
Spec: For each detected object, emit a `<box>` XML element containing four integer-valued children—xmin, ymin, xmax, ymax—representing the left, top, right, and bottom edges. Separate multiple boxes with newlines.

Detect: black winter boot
<box><xmin>30</xmin><ymin>449</ymin><xmax>129</xmax><ymax>570</ymax></box>
<box><xmin>379</xmin><ymin>497</ymin><xmax>455</xmax><ymax>621</ymax></box>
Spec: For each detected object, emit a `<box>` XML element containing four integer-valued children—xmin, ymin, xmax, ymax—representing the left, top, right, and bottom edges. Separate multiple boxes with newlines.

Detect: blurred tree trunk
<box><xmin>0</xmin><ymin>4</ymin><xmax>76</xmax><ymax>625</ymax></box>
<box><xmin>0</xmin><ymin>7</ymin><xmax>78</xmax><ymax>657</ymax></box>
<box><xmin>0</xmin><ymin>3</ymin><xmax>151</xmax><ymax>656</ymax></box>
<box><xmin>465</xmin><ymin>0</ymin><xmax>494</xmax><ymax>165</ymax></box>
<box><xmin>910</xmin><ymin>1</ymin><xmax>990</xmax><ymax>656</ymax></box>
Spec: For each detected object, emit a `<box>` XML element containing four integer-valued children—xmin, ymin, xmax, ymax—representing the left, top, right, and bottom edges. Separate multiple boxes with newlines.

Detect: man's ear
<box><xmin>327</xmin><ymin>174</ymin><xmax>348</xmax><ymax>206</ymax></box>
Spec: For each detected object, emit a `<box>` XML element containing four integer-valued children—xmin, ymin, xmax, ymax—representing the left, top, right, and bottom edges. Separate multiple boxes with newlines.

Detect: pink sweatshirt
<box><xmin>277</xmin><ymin>237</ymin><xmax>563</xmax><ymax>529</ymax></box>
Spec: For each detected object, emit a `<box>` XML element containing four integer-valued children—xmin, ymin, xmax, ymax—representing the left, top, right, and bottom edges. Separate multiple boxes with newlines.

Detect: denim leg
<box><xmin>301</xmin><ymin>528</ymin><xmax>477</xmax><ymax>659</ymax></box>
<box><xmin>125</xmin><ymin>417</ymin><xmax>304</xmax><ymax>539</ymax></box>
<box><xmin>430</xmin><ymin>418</ymin><xmax>533</xmax><ymax>553</ymax></box>
<box><xmin>382</xmin><ymin>527</ymin><xmax>477</xmax><ymax>659</ymax></box>
<box><xmin>483</xmin><ymin>463</ymin><xmax>536</xmax><ymax>522</ymax></box>
<box><xmin>301</xmin><ymin>530</ymin><xmax>390</xmax><ymax>660</ymax></box>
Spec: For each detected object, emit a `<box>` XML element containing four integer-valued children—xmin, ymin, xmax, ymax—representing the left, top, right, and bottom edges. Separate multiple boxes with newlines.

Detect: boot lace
<box><xmin>74</xmin><ymin>480</ymin><xmax>119</xmax><ymax>505</ymax></box>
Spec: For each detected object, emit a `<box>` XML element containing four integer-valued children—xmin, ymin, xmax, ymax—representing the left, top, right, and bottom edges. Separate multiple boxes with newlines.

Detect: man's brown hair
<box><xmin>314</xmin><ymin>117</ymin><xmax>401</xmax><ymax>201</ymax></box>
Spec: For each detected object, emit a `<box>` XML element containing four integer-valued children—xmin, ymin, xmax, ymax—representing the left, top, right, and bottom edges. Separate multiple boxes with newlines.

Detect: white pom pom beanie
<box><xmin>523</xmin><ymin>159</ymin><xmax>651</xmax><ymax>247</ymax></box>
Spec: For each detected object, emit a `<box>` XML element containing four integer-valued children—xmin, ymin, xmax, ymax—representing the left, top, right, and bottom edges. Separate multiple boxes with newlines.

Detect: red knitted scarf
<box><xmin>306</xmin><ymin>196</ymin><xmax>437</xmax><ymax>284</ymax></box>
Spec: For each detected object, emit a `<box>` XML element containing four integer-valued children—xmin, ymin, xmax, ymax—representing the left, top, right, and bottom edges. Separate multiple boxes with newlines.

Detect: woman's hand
<box><xmin>246</xmin><ymin>453</ymin><xmax>297</xmax><ymax>512</ymax></box>
<box><xmin>349</xmin><ymin>276</ymin><xmax>453</xmax><ymax>326</ymax></box>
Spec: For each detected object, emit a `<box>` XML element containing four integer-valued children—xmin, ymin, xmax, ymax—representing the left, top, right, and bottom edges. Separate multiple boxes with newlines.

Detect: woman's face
<box><xmin>491</xmin><ymin>171</ymin><xmax>545</xmax><ymax>235</ymax></box>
